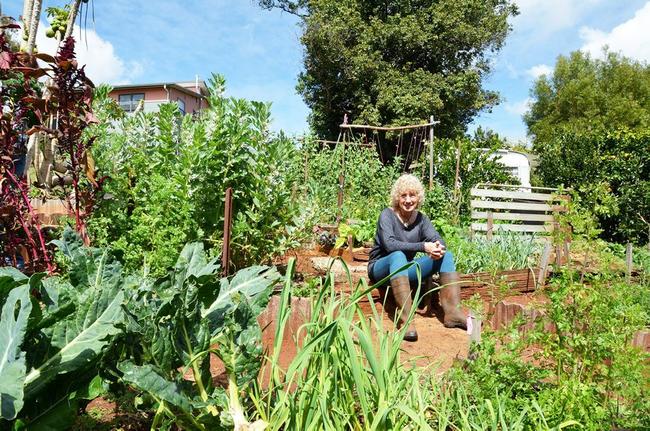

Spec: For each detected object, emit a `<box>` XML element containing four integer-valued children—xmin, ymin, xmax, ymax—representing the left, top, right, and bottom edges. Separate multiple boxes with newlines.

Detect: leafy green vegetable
<box><xmin>111</xmin><ymin>242</ymin><xmax>279</xmax><ymax>429</ymax></box>
<box><xmin>0</xmin><ymin>229</ymin><xmax>126</xmax><ymax>426</ymax></box>
<box><xmin>0</xmin><ymin>285</ymin><xmax>31</xmax><ymax>420</ymax></box>
<box><xmin>89</xmin><ymin>75</ymin><xmax>301</xmax><ymax>275</ymax></box>
<box><xmin>0</xmin><ymin>267</ymin><xmax>28</xmax><ymax>304</ymax></box>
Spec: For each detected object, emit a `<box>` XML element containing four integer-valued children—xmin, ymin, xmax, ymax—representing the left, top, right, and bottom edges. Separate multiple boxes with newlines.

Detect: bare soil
<box><xmin>266</xmin><ymin>246</ymin><xmax>472</xmax><ymax>373</ymax></box>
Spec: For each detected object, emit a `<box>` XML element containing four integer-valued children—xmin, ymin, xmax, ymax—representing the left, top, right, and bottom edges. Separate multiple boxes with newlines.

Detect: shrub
<box><xmin>297</xmin><ymin>138</ymin><xmax>402</xmax><ymax>225</ymax></box>
<box><xmin>89</xmin><ymin>75</ymin><xmax>300</xmax><ymax>275</ymax></box>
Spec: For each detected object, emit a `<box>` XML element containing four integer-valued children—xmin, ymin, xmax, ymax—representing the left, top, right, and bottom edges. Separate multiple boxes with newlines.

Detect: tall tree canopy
<box><xmin>260</xmin><ymin>0</ymin><xmax>518</xmax><ymax>139</ymax></box>
<box><xmin>525</xmin><ymin>51</ymin><xmax>650</xmax><ymax>244</ymax></box>
<box><xmin>525</xmin><ymin>50</ymin><xmax>650</xmax><ymax>143</ymax></box>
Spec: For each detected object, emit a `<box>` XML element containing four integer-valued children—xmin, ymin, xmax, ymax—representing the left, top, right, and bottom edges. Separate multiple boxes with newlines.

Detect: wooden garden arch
<box><xmin>332</xmin><ymin>117</ymin><xmax>440</xmax><ymax>222</ymax></box>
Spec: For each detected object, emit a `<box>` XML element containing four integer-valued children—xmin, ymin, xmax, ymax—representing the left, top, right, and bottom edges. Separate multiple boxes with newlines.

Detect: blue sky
<box><xmin>6</xmin><ymin>1</ymin><xmax>650</xmax><ymax>143</ymax></box>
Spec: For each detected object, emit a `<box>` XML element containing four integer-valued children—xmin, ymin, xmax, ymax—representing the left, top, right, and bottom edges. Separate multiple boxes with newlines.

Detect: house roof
<box><xmin>110</xmin><ymin>82</ymin><xmax>208</xmax><ymax>99</ymax></box>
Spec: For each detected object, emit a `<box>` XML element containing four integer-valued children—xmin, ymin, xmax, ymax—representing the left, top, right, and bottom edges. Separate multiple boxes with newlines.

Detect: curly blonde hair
<box><xmin>390</xmin><ymin>174</ymin><xmax>425</xmax><ymax>209</ymax></box>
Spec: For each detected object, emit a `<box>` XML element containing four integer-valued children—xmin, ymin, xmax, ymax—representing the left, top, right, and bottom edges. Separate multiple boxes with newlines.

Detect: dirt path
<box><xmin>270</xmin><ymin>250</ymin><xmax>471</xmax><ymax>372</ymax></box>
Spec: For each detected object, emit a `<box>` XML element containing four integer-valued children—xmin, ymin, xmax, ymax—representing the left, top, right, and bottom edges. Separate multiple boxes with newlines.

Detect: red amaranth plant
<box><xmin>43</xmin><ymin>36</ymin><xmax>103</xmax><ymax>245</ymax></box>
<box><xmin>1</xmin><ymin>21</ymin><xmax>102</xmax><ymax>271</ymax></box>
<box><xmin>0</xmin><ymin>22</ymin><xmax>52</xmax><ymax>272</ymax></box>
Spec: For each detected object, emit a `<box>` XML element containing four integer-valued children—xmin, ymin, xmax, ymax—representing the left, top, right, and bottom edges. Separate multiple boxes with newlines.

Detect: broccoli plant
<box><xmin>109</xmin><ymin>242</ymin><xmax>279</xmax><ymax>429</ymax></box>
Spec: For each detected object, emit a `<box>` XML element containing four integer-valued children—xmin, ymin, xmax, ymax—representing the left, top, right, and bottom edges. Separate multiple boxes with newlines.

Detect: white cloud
<box><xmin>513</xmin><ymin>0</ymin><xmax>603</xmax><ymax>37</ymax></box>
<box><xmin>526</xmin><ymin>64</ymin><xmax>553</xmax><ymax>79</ymax></box>
<box><xmin>504</xmin><ymin>62</ymin><xmax>522</xmax><ymax>79</ymax></box>
<box><xmin>35</xmin><ymin>23</ymin><xmax>143</xmax><ymax>85</ymax></box>
<box><xmin>580</xmin><ymin>2</ymin><xmax>650</xmax><ymax>62</ymax></box>
<box><xmin>504</xmin><ymin>97</ymin><xmax>532</xmax><ymax>116</ymax></box>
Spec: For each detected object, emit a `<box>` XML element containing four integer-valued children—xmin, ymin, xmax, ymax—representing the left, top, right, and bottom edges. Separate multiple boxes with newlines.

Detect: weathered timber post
<box><xmin>429</xmin><ymin>115</ymin><xmax>434</xmax><ymax>190</ymax></box>
<box><xmin>554</xmin><ymin>221</ymin><xmax>562</xmax><ymax>266</ymax></box>
<box><xmin>486</xmin><ymin>211</ymin><xmax>494</xmax><ymax>241</ymax></box>
<box><xmin>537</xmin><ymin>242</ymin><xmax>553</xmax><ymax>289</ymax></box>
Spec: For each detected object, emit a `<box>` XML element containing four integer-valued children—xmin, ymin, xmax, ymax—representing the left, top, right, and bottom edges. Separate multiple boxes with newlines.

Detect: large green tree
<box><xmin>260</xmin><ymin>0</ymin><xmax>518</xmax><ymax>139</ymax></box>
<box><xmin>525</xmin><ymin>51</ymin><xmax>650</xmax><ymax>244</ymax></box>
<box><xmin>525</xmin><ymin>50</ymin><xmax>650</xmax><ymax>144</ymax></box>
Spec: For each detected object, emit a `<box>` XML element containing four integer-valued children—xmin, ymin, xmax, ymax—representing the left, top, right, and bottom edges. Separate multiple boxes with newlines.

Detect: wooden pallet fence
<box><xmin>632</xmin><ymin>330</ymin><xmax>650</xmax><ymax>353</ymax></box>
<box><xmin>490</xmin><ymin>299</ymin><xmax>553</xmax><ymax>335</ymax></box>
<box><xmin>470</xmin><ymin>184</ymin><xmax>570</xmax><ymax>239</ymax></box>
<box><xmin>31</xmin><ymin>198</ymin><xmax>68</xmax><ymax>227</ymax></box>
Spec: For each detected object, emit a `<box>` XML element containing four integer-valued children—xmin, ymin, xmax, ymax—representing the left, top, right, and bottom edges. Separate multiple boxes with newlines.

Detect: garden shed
<box><xmin>481</xmin><ymin>148</ymin><xmax>532</xmax><ymax>187</ymax></box>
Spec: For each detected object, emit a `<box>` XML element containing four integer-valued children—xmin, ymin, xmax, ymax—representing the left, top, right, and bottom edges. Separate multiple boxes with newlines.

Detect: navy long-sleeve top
<box><xmin>367</xmin><ymin>208</ymin><xmax>445</xmax><ymax>280</ymax></box>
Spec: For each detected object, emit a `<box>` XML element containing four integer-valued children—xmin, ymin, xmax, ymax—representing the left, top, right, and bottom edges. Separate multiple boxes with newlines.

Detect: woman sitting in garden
<box><xmin>368</xmin><ymin>174</ymin><xmax>466</xmax><ymax>341</ymax></box>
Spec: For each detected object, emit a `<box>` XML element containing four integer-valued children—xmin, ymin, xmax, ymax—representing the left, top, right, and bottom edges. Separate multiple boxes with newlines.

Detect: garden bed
<box><xmin>489</xmin><ymin>297</ymin><xmax>650</xmax><ymax>353</ymax></box>
<box><xmin>459</xmin><ymin>267</ymin><xmax>541</xmax><ymax>300</ymax></box>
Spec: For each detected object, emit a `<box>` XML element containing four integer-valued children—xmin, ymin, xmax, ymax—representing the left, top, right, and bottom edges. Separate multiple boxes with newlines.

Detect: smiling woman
<box><xmin>368</xmin><ymin>174</ymin><xmax>467</xmax><ymax>342</ymax></box>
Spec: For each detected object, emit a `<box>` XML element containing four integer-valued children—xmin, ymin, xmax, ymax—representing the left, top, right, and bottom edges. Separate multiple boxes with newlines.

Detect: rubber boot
<box><xmin>438</xmin><ymin>272</ymin><xmax>467</xmax><ymax>330</ymax></box>
<box><xmin>391</xmin><ymin>276</ymin><xmax>418</xmax><ymax>341</ymax></box>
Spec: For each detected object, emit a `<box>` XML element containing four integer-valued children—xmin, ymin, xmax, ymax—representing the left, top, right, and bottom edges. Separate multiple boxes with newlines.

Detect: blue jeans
<box><xmin>370</xmin><ymin>250</ymin><xmax>456</xmax><ymax>285</ymax></box>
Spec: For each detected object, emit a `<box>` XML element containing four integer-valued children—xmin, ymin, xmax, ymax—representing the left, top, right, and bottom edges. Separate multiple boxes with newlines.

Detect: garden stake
<box><xmin>452</xmin><ymin>140</ymin><xmax>462</xmax><ymax>224</ymax></box>
<box><xmin>222</xmin><ymin>187</ymin><xmax>233</xmax><ymax>276</ymax></box>
<box><xmin>537</xmin><ymin>242</ymin><xmax>552</xmax><ymax>289</ymax></box>
<box><xmin>486</xmin><ymin>211</ymin><xmax>494</xmax><ymax>240</ymax></box>
<box><xmin>429</xmin><ymin>115</ymin><xmax>434</xmax><ymax>190</ymax></box>
<box><xmin>563</xmin><ymin>241</ymin><xmax>571</xmax><ymax>272</ymax></box>
<box><xmin>468</xmin><ymin>312</ymin><xmax>481</xmax><ymax>344</ymax></box>
<box><xmin>625</xmin><ymin>243</ymin><xmax>632</xmax><ymax>283</ymax></box>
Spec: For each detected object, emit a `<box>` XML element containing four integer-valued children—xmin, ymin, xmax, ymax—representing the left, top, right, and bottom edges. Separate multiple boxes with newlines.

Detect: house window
<box><xmin>118</xmin><ymin>93</ymin><xmax>144</xmax><ymax>112</ymax></box>
<box><xmin>176</xmin><ymin>98</ymin><xmax>185</xmax><ymax>114</ymax></box>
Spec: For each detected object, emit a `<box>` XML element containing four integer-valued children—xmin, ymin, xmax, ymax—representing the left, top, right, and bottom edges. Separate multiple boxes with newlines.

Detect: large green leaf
<box><xmin>21</xmin><ymin>395</ymin><xmax>79</xmax><ymax>431</ymax></box>
<box><xmin>23</xmin><ymin>249</ymin><xmax>125</xmax><ymax>400</ymax></box>
<box><xmin>31</xmin><ymin>277</ymin><xmax>76</xmax><ymax>333</ymax></box>
<box><xmin>23</xmin><ymin>290</ymin><xmax>124</xmax><ymax>399</ymax></box>
<box><xmin>173</xmin><ymin>242</ymin><xmax>220</xmax><ymax>285</ymax></box>
<box><xmin>0</xmin><ymin>267</ymin><xmax>28</xmax><ymax>304</ymax></box>
<box><xmin>118</xmin><ymin>361</ymin><xmax>192</xmax><ymax>412</ymax></box>
<box><xmin>201</xmin><ymin>266</ymin><xmax>278</xmax><ymax>334</ymax></box>
<box><xmin>49</xmin><ymin>228</ymin><xmax>84</xmax><ymax>262</ymax></box>
<box><xmin>0</xmin><ymin>267</ymin><xmax>28</xmax><ymax>285</ymax></box>
<box><xmin>0</xmin><ymin>285</ymin><xmax>32</xmax><ymax>420</ymax></box>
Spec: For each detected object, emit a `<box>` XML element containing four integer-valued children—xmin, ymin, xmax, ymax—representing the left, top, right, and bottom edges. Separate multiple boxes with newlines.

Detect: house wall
<box><xmin>168</xmin><ymin>87</ymin><xmax>205</xmax><ymax>114</ymax></box>
<box><xmin>110</xmin><ymin>87</ymin><xmax>167</xmax><ymax>102</ymax></box>
<box><xmin>109</xmin><ymin>86</ymin><xmax>206</xmax><ymax>114</ymax></box>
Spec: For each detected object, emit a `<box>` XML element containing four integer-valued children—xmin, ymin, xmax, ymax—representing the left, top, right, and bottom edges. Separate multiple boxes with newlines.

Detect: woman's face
<box><xmin>398</xmin><ymin>189</ymin><xmax>418</xmax><ymax>215</ymax></box>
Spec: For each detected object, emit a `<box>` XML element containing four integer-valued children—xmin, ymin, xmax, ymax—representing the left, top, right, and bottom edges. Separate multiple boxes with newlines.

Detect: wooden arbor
<box><xmin>332</xmin><ymin>119</ymin><xmax>438</xmax><ymax>222</ymax></box>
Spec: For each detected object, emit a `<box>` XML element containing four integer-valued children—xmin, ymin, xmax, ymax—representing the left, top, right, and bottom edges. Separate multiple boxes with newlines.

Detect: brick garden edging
<box><xmin>489</xmin><ymin>299</ymin><xmax>650</xmax><ymax>353</ymax></box>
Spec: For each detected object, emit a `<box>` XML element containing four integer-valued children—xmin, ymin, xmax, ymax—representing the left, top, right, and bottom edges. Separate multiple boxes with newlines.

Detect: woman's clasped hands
<box><xmin>424</xmin><ymin>240</ymin><xmax>446</xmax><ymax>260</ymax></box>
